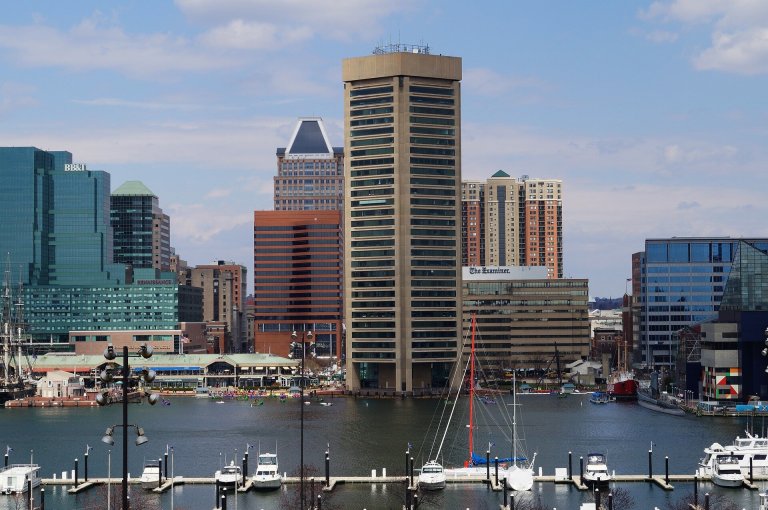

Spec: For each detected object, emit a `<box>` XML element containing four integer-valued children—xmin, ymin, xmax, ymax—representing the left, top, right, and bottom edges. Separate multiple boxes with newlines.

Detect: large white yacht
<box><xmin>698</xmin><ymin>432</ymin><xmax>768</xmax><ymax>477</ymax></box>
<box><xmin>252</xmin><ymin>452</ymin><xmax>281</xmax><ymax>490</ymax></box>
<box><xmin>215</xmin><ymin>460</ymin><xmax>244</xmax><ymax>487</ymax></box>
<box><xmin>417</xmin><ymin>460</ymin><xmax>446</xmax><ymax>490</ymax></box>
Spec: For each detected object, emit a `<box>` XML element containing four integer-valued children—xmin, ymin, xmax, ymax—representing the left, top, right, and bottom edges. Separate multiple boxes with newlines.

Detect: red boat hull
<box><xmin>608</xmin><ymin>379</ymin><xmax>638</xmax><ymax>400</ymax></box>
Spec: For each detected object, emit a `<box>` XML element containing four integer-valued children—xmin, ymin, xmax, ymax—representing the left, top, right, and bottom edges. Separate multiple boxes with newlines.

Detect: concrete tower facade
<box><xmin>342</xmin><ymin>45</ymin><xmax>462</xmax><ymax>393</ymax></box>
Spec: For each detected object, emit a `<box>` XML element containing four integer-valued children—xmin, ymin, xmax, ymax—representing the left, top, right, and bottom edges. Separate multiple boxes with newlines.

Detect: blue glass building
<box><xmin>0</xmin><ymin>147</ymin><xmax>200</xmax><ymax>344</ymax></box>
<box><xmin>636</xmin><ymin>237</ymin><xmax>768</xmax><ymax>370</ymax></box>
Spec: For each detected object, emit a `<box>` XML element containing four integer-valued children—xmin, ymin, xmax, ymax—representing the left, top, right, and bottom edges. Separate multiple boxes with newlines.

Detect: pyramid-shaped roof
<box><xmin>491</xmin><ymin>170</ymin><xmax>510</xmax><ymax>178</ymax></box>
<box><xmin>286</xmin><ymin>118</ymin><xmax>333</xmax><ymax>155</ymax></box>
<box><xmin>112</xmin><ymin>180</ymin><xmax>157</xmax><ymax>197</ymax></box>
<box><xmin>720</xmin><ymin>241</ymin><xmax>768</xmax><ymax>312</ymax></box>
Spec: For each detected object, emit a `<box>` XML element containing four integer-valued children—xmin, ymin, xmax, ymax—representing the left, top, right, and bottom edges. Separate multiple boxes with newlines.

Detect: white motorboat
<box><xmin>251</xmin><ymin>452</ymin><xmax>281</xmax><ymax>490</ymax></box>
<box><xmin>760</xmin><ymin>491</ymin><xmax>768</xmax><ymax>510</ymax></box>
<box><xmin>583</xmin><ymin>453</ymin><xmax>612</xmax><ymax>486</ymax></box>
<box><xmin>0</xmin><ymin>464</ymin><xmax>41</xmax><ymax>494</ymax></box>
<box><xmin>698</xmin><ymin>432</ymin><xmax>768</xmax><ymax>477</ymax></box>
<box><xmin>140</xmin><ymin>460</ymin><xmax>162</xmax><ymax>490</ymax></box>
<box><xmin>215</xmin><ymin>460</ymin><xmax>243</xmax><ymax>487</ymax></box>
<box><xmin>712</xmin><ymin>455</ymin><xmax>743</xmax><ymax>488</ymax></box>
<box><xmin>417</xmin><ymin>460</ymin><xmax>446</xmax><ymax>490</ymax></box>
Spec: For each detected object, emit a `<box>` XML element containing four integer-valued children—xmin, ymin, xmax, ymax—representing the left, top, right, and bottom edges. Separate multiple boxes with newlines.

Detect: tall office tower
<box><xmin>343</xmin><ymin>45</ymin><xmax>462</xmax><ymax>393</ymax></box>
<box><xmin>253</xmin><ymin>211</ymin><xmax>343</xmax><ymax>359</ymax></box>
<box><xmin>274</xmin><ymin>118</ymin><xmax>344</xmax><ymax>211</ymax></box>
<box><xmin>633</xmin><ymin>237</ymin><xmax>768</xmax><ymax>371</ymax></box>
<box><xmin>180</xmin><ymin>261</ymin><xmax>247</xmax><ymax>353</ymax></box>
<box><xmin>461</xmin><ymin>180</ymin><xmax>485</xmax><ymax>266</ymax></box>
<box><xmin>111</xmin><ymin>181</ymin><xmax>171</xmax><ymax>271</ymax></box>
<box><xmin>460</xmin><ymin>172</ymin><xmax>563</xmax><ymax>278</ymax></box>
<box><xmin>0</xmin><ymin>147</ymin><xmax>125</xmax><ymax>286</ymax></box>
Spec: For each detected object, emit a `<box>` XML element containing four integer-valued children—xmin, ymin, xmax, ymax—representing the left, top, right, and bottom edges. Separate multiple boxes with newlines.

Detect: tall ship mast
<box><xmin>0</xmin><ymin>258</ymin><xmax>35</xmax><ymax>405</ymax></box>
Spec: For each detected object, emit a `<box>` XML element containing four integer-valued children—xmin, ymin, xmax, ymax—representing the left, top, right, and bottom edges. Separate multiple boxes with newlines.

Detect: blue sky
<box><xmin>2</xmin><ymin>0</ymin><xmax>767</xmax><ymax>298</ymax></box>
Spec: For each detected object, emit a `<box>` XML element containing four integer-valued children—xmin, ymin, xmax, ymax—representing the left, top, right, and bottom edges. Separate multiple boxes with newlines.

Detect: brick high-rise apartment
<box><xmin>343</xmin><ymin>45</ymin><xmax>462</xmax><ymax>393</ymax></box>
<box><xmin>461</xmin><ymin>171</ymin><xmax>563</xmax><ymax>279</ymax></box>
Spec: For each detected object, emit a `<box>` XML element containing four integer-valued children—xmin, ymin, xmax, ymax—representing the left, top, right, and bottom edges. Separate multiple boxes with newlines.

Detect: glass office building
<box><xmin>635</xmin><ymin>237</ymin><xmax>768</xmax><ymax>369</ymax></box>
<box><xmin>1</xmin><ymin>147</ymin><xmax>200</xmax><ymax>344</ymax></box>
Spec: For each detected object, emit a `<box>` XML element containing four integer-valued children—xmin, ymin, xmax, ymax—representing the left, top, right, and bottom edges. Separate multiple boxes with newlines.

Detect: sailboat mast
<box><xmin>468</xmin><ymin>313</ymin><xmax>476</xmax><ymax>462</ymax></box>
<box><xmin>512</xmin><ymin>371</ymin><xmax>517</xmax><ymax>466</ymax></box>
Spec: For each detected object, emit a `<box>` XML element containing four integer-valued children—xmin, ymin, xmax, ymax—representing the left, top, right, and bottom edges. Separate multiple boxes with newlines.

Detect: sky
<box><xmin>2</xmin><ymin>0</ymin><xmax>767</xmax><ymax>299</ymax></box>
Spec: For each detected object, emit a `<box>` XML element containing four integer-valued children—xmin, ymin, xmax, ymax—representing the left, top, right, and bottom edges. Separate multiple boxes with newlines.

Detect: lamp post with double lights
<box><xmin>291</xmin><ymin>329</ymin><xmax>314</xmax><ymax>510</ymax></box>
<box><xmin>97</xmin><ymin>344</ymin><xmax>159</xmax><ymax>510</ymax></box>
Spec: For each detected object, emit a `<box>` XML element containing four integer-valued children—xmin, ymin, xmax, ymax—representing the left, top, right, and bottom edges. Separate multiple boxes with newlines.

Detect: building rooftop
<box><xmin>30</xmin><ymin>352</ymin><xmax>299</xmax><ymax>372</ymax></box>
<box><xmin>112</xmin><ymin>180</ymin><xmax>157</xmax><ymax>197</ymax></box>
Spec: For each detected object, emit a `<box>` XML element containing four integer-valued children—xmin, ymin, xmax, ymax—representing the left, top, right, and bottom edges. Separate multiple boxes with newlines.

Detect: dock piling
<box><xmin>579</xmin><ymin>456</ymin><xmax>583</xmax><ymax>481</ymax></box>
<box><xmin>317</xmin><ymin>493</ymin><xmax>322</xmax><ymax>510</ymax></box>
<box><xmin>325</xmin><ymin>450</ymin><xmax>330</xmax><ymax>486</ymax></box>
<box><xmin>486</xmin><ymin>450</ymin><xmax>490</xmax><ymax>484</ymax></box>
<box><xmin>74</xmin><ymin>458</ymin><xmax>78</xmax><ymax>487</ymax></box>
<box><xmin>694</xmin><ymin>474</ymin><xmax>698</xmax><ymax>506</ymax></box>
<box><xmin>243</xmin><ymin>449</ymin><xmax>248</xmax><ymax>478</ymax></box>
<box><xmin>164</xmin><ymin>450</ymin><xmax>168</xmax><ymax>479</ymax></box>
<box><xmin>665</xmin><ymin>456</ymin><xmax>669</xmax><ymax>485</ymax></box>
<box><xmin>409</xmin><ymin>457</ymin><xmax>414</xmax><ymax>487</ymax></box>
<box><xmin>503</xmin><ymin>479</ymin><xmax>507</xmax><ymax>507</ymax></box>
<box><xmin>40</xmin><ymin>487</ymin><xmax>45</xmax><ymax>510</ymax></box>
<box><xmin>568</xmin><ymin>451</ymin><xmax>572</xmax><ymax>480</ymax></box>
<box><xmin>494</xmin><ymin>457</ymin><xmax>499</xmax><ymax>487</ymax></box>
<box><xmin>595</xmin><ymin>488</ymin><xmax>601</xmax><ymax>509</ymax></box>
<box><xmin>750</xmin><ymin>457</ymin><xmax>754</xmax><ymax>483</ymax></box>
<box><xmin>27</xmin><ymin>479</ymin><xmax>32</xmax><ymax>507</ymax></box>
<box><xmin>608</xmin><ymin>492</ymin><xmax>613</xmax><ymax>510</ymax></box>
<box><xmin>704</xmin><ymin>492</ymin><xmax>709</xmax><ymax>510</ymax></box>
<box><xmin>159</xmin><ymin>459</ymin><xmax>163</xmax><ymax>488</ymax></box>
<box><xmin>84</xmin><ymin>451</ymin><xmax>88</xmax><ymax>482</ymax></box>
<box><xmin>221</xmin><ymin>492</ymin><xmax>227</xmax><ymax>510</ymax></box>
<box><xmin>648</xmin><ymin>450</ymin><xmax>653</xmax><ymax>479</ymax></box>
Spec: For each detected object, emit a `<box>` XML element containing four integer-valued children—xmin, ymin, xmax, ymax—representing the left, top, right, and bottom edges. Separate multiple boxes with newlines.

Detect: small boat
<box><xmin>712</xmin><ymin>455</ymin><xmax>743</xmax><ymax>488</ymax></box>
<box><xmin>215</xmin><ymin>460</ymin><xmax>244</xmax><ymax>487</ymax></box>
<box><xmin>582</xmin><ymin>453</ymin><xmax>612</xmax><ymax>486</ymax></box>
<box><xmin>417</xmin><ymin>460</ymin><xmax>446</xmax><ymax>490</ymax></box>
<box><xmin>140</xmin><ymin>460</ymin><xmax>162</xmax><ymax>490</ymax></box>
<box><xmin>319</xmin><ymin>402</ymin><xmax>333</xmax><ymax>407</ymax></box>
<box><xmin>251</xmin><ymin>452</ymin><xmax>281</xmax><ymax>490</ymax></box>
<box><xmin>589</xmin><ymin>392</ymin><xmax>615</xmax><ymax>404</ymax></box>
<box><xmin>0</xmin><ymin>464</ymin><xmax>41</xmax><ymax>494</ymax></box>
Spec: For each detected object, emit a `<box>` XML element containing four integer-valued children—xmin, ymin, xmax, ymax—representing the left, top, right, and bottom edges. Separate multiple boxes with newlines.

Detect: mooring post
<box><xmin>413</xmin><ymin>491</ymin><xmax>419</xmax><ymax>508</ymax></box>
<box><xmin>579</xmin><ymin>456</ymin><xmax>584</xmax><ymax>481</ymax></box>
<box><xmin>704</xmin><ymin>492</ymin><xmax>710</xmax><ymax>510</ymax></box>
<box><xmin>503</xmin><ymin>479</ymin><xmax>508</xmax><ymax>507</ymax></box>
<box><xmin>3</xmin><ymin>451</ymin><xmax>7</xmax><ymax>468</ymax></box>
<box><xmin>750</xmin><ymin>456</ymin><xmax>754</xmax><ymax>483</ymax></box>
<box><xmin>27</xmin><ymin>479</ymin><xmax>32</xmax><ymax>506</ymax></box>
<box><xmin>409</xmin><ymin>456</ymin><xmax>414</xmax><ymax>487</ymax></box>
<box><xmin>648</xmin><ymin>449</ymin><xmax>653</xmax><ymax>478</ymax></box>
<box><xmin>511</xmin><ymin>491</ymin><xmax>515</xmax><ymax>510</ymax></box>
<box><xmin>74</xmin><ymin>458</ymin><xmax>79</xmax><ymax>487</ymax></box>
<box><xmin>164</xmin><ymin>450</ymin><xmax>169</xmax><ymax>479</ymax></box>
<box><xmin>221</xmin><ymin>492</ymin><xmax>227</xmax><ymax>510</ymax></box>
<box><xmin>84</xmin><ymin>450</ymin><xmax>89</xmax><ymax>482</ymax></box>
<box><xmin>568</xmin><ymin>451</ymin><xmax>572</xmax><ymax>480</ymax></box>
<box><xmin>486</xmin><ymin>450</ymin><xmax>490</xmax><ymax>483</ymax></box>
<box><xmin>317</xmin><ymin>493</ymin><xmax>322</xmax><ymax>510</ymax></box>
<box><xmin>494</xmin><ymin>457</ymin><xmax>499</xmax><ymax>487</ymax></box>
<box><xmin>595</xmin><ymin>488</ymin><xmax>601</xmax><ymax>509</ymax></box>
<box><xmin>311</xmin><ymin>476</ymin><xmax>315</xmax><ymax>506</ymax></box>
<box><xmin>243</xmin><ymin>449</ymin><xmax>249</xmax><ymax>478</ymax></box>
<box><xmin>215</xmin><ymin>479</ymin><xmax>220</xmax><ymax>509</ymax></box>
<box><xmin>665</xmin><ymin>456</ymin><xmax>669</xmax><ymax>485</ymax></box>
<box><xmin>40</xmin><ymin>487</ymin><xmax>45</xmax><ymax>510</ymax></box>
<box><xmin>694</xmin><ymin>474</ymin><xmax>698</xmax><ymax>506</ymax></box>
<box><xmin>158</xmin><ymin>458</ymin><xmax>163</xmax><ymax>488</ymax></box>
<box><xmin>405</xmin><ymin>483</ymin><xmax>410</xmax><ymax>508</ymax></box>
<box><xmin>608</xmin><ymin>492</ymin><xmax>613</xmax><ymax>510</ymax></box>
<box><xmin>325</xmin><ymin>450</ymin><xmax>330</xmax><ymax>486</ymax></box>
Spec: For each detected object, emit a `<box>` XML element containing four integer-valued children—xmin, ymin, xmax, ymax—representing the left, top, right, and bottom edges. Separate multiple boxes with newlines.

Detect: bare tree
<box><xmin>665</xmin><ymin>492</ymin><xmax>741</xmax><ymax>510</ymax></box>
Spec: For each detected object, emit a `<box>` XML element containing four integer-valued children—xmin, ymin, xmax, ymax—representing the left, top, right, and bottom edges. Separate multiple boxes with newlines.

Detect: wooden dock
<box><xmin>42</xmin><ymin>471</ymin><xmax>768</xmax><ymax>494</ymax></box>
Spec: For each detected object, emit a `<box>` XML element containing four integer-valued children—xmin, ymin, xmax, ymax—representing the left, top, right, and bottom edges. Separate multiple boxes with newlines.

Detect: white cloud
<box><xmin>72</xmin><ymin>98</ymin><xmax>211</xmax><ymax>111</ymax></box>
<box><xmin>641</xmin><ymin>0</ymin><xmax>768</xmax><ymax>74</ymax></box>
<box><xmin>0</xmin><ymin>18</ymin><xmax>235</xmax><ymax>78</ymax></box>
<box><xmin>175</xmin><ymin>0</ymin><xmax>415</xmax><ymax>40</ymax></box>
<box><xmin>462</xmin><ymin>68</ymin><xmax>547</xmax><ymax>98</ymax></box>
<box><xmin>200</xmin><ymin>19</ymin><xmax>312</xmax><ymax>50</ymax></box>
<box><xmin>167</xmin><ymin>202</ymin><xmax>253</xmax><ymax>243</ymax></box>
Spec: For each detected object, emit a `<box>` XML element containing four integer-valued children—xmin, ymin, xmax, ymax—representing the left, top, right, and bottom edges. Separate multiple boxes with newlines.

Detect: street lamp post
<box><xmin>97</xmin><ymin>344</ymin><xmax>158</xmax><ymax>510</ymax></box>
<box><xmin>292</xmin><ymin>329</ymin><xmax>313</xmax><ymax>510</ymax></box>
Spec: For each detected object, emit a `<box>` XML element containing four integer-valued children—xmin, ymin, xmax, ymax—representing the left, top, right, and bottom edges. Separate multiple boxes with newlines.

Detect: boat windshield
<box><xmin>258</xmin><ymin>456</ymin><xmax>277</xmax><ymax>465</ymax></box>
<box><xmin>423</xmin><ymin>466</ymin><xmax>443</xmax><ymax>474</ymax></box>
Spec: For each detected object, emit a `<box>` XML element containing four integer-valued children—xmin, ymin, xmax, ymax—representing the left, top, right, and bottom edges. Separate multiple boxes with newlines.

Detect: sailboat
<box><xmin>1</xmin><ymin>263</ymin><xmax>35</xmax><ymax>406</ymax></box>
<box><xmin>505</xmin><ymin>372</ymin><xmax>536</xmax><ymax>491</ymax></box>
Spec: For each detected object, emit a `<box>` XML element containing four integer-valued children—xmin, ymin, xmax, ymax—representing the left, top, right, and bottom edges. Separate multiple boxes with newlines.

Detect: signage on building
<box><xmin>64</xmin><ymin>163</ymin><xmax>87</xmax><ymax>172</ymax></box>
<box><xmin>462</xmin><ymin>266</ymin><xmax>548</xmax><ymax>280</ymax></box>
<box><xmin>136</xmin><ymin>279</ymin><xmax>173</xmax><ymax>285</ymax></box>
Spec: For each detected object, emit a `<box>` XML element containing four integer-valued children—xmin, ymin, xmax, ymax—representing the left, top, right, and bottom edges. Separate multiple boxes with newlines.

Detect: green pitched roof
<box><xmin>112</xmin><ymin>180</ymin><xmax>156</xmax><ymax>197</ymax></box>
<box><xmin>491</xmin><ymin>170</ymin><xmax>510</xmax><ymax>178</ymax></box>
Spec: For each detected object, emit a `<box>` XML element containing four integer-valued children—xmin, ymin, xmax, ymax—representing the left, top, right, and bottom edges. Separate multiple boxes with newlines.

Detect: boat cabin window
<box><xmin>754</xmin><ymin>454</ymin><xmax>767</xmax><ymax>461</ymax></box>
<box><xmin>423</xmin><ymin>466</ymin><xmax>442</xmax><ymax>473</ymax></box>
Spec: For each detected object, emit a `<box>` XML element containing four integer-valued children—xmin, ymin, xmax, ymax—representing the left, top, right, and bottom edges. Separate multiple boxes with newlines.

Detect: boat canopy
<box><xmin>470</xmin><ymin>452</ymin><xmax>527</xmax><ymax>466</ymax></box>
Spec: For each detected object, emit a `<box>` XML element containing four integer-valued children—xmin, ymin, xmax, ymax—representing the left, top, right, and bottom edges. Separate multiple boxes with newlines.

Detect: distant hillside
<box><xmin>590</xmin><ymin>297</ymin><xmax>622</xmax><ymax>310</ymax></box>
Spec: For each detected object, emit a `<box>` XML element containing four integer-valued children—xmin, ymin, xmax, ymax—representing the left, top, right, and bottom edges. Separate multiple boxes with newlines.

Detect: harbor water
<box><xmin>1</xmin><ymin>392</ymin><xmax>765</xmax><ymax>509</ymax></box>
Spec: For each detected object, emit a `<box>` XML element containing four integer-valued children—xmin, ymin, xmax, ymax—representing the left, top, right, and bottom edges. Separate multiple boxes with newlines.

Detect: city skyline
<box><xmin>2</xmin><ymin>1</ymin><xmax>767</xmax><ymax>298</ymax></box>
